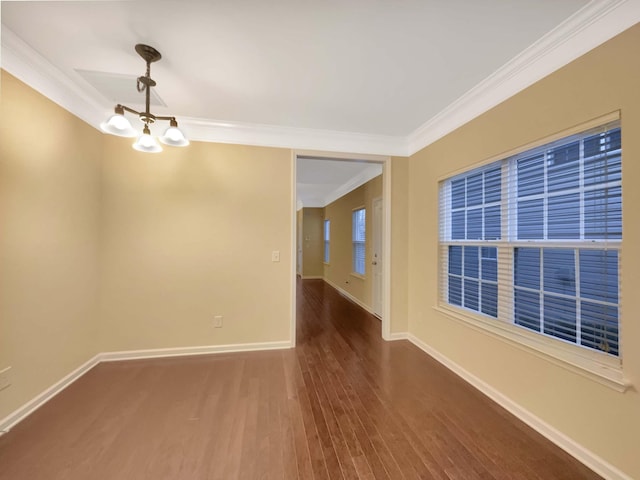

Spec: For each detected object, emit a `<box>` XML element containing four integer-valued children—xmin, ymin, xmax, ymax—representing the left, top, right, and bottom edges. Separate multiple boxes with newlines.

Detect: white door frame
<box><xmin>371</xmin><ymin>196</ymin><xmax>383</xmax><ymax>318</ymax></box>
<box><xmin>290</xmin><ymin>150</ymin><xmax>392</xmax><ymax>346</ymax></box>
<box><xmin>296</xmin><ymin>208</ymin><xmax>303</xmax><ymax>276</ymax></box>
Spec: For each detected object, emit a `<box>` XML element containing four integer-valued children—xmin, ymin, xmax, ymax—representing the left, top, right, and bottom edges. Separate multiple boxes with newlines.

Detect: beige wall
<box><xmin>390</xmin><ymin>157</ymin><xmax>409</xmax><ymax>334</ymax></box>
<box><xmin>0</xmin><ymin>71</ymin><xmax>293</xmax><ymax>421</ymax></box>
<box><xmin>324</xmin><ymin>175</ymin><xmax>382</xmax><ymax>310</ymax></box>
<box><xmin>301</xmin><ymin>208</ymin><xmax>324</xmax><ymax>278</ymax></box>
<box><xmin>408</xmin><ymin>25</ymin><xmax>640</xmax><ymax>478</ymax></box>
<box><xmin>98</xmin><ymin>138</ymin><xmax>293</xmax><ymax>351</ymax></box>
<box><xmin>0</xmin><ymin>71</ymin><xmax>101</xmax><ymax>421</ymax></box>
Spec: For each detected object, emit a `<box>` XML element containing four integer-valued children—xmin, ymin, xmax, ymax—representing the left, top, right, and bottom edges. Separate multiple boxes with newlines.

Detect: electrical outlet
<box><xmin>213</xmin><ymin>315</ymin><xmax>223</xmax><ymax>328</ymax></box>
<box><xmin>271</xmin><ymin>250</ymin><xmax>280</xmax><ymax>262</ymax></box>
<box><xmin>0</xmin><ymin>367</ymin><xmax>12</xmax><ymax>392</ymax></box>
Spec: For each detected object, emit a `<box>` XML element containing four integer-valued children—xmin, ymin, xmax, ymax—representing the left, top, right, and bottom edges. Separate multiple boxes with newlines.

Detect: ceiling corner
<box><xmin>1</xmin><ymin>26</ymin><xmax>107</xmax><ymax>130</ymax></box>
<box><xmin>406</xmin><ymin>0</ymin><xmax>640</xmax><ymax>156</ymax></box>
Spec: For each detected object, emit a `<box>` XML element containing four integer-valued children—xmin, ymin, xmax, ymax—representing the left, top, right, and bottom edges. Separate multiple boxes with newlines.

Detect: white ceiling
<box><xmin>7</xmin><ymin>0</ymin><xmax>591</xmax><ymax>136</ymax></box>
<box><xmin>3</xmin><ymin>0</ymin><xmax>638</xmax><ymax>157</ymax></box>
<box><xmin>0</xmin><ymin>0</ymin><xmax>576</xmax><ymax>131</ymax></box>
<box><xmin>297</xmin><ymin>157</ymin><xmax>383</xmax><ymax>208</ymax></box>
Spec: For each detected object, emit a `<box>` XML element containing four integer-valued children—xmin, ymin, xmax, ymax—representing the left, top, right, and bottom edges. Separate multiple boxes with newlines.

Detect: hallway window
<box><xmin>439</xmin><ymin>120</ymin><xmax>622</xmax><ymax>358</ymax></box>
<box><xmin>352</xmin><ymin>208</ymin><xmax>366</xmax><ymax>275</ymax></box>
<box><xmin>324</xmin><ymin>219</ymin><xmax>330</xmax><ymax>263</ymax></box>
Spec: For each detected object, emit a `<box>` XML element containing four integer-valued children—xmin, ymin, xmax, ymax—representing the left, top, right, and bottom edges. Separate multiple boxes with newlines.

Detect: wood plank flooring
<box><xmin>0</xmin><ymin>279</ymin><xmax>601</xmax><ymax>479</ymax></box>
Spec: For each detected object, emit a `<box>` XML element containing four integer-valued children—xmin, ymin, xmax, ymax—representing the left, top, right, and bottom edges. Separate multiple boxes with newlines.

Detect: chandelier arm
<box><xmin>155</xmin><ymin>115</ymin><xmax>177</xmax><ymax>122</ymax></box>
<box><xmin>118</xmin><ymin>104</ymin><xmax>142</xmax><ymax>116</ymax></box>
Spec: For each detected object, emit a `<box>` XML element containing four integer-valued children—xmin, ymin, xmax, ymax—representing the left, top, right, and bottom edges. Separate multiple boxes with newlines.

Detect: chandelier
<box><xmin>100</xmin><ymin>44</ymin><xmax>189</xmax><ymax>153</ymax></box>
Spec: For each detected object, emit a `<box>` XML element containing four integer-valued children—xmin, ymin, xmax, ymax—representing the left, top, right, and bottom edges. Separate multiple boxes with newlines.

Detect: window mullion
<box><xmin>464</xmin><ymin>178</ymin><xmax>468</xmax><ymax>239</ymax></box>
<box><xmin>543</xmin><ymin>151</ymin><xmax>549</xmax><ymax>240</ymax></box>
<box><xmin>498</xmin><ymin>246</ymin><xmax>513</xmax><ymax>324</ymax></box>
<box><xmin>442</xmin><ymin>181</ymin><xmax>451</xmax><ymax>241</ymax></box>
<box><xmin>461</xmin><ymin>247</ymin><xmax>466</xmax><ymax>307</ymax></box>
<box><xmin>481</xmin><ymin>171</ymin><xmax>486</xmax><ymax>241</ymax></box>
<box><xmin>579</xmin><ymin>138</ymin><xmax>586</xmax><ymax>239</ymax></box>
<box><xmin>575</xmin><ymin>249</ymin><xmax>582</xmax><ymax>347</ymax></box>
<box><xmin>478</xmin><ymin>247</ymin><xmax>483</xmax><ymax>313</ymax></box>
<box><xmin>501</xmin><ymin>160</ymin><xmax>513</xmax><ymax>324</ymax></box>
<box><xmin>442</xmin><ymin>245</ymin><xmax>449</xmax><ymax>304</ymax></box>
<box><xmin>539</xmin><ymin>248</ymin><xmax>544</xmax><ymax>334</ymax></box>
<box><xmin>504</xmin><ymin>160</ymin><xmax>513</xmax><ymax>241</ymax></box>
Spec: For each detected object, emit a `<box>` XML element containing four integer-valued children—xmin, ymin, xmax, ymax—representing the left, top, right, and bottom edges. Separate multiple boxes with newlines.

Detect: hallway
<box><xmin>0</xmin><ymin>279</ymin><xmax>600</xmax><ymax>479</ymax></box>
<box><xmin>292</xmin><ymin>279</ymin><xmax>600</xmax><ymax>479</ymax></box>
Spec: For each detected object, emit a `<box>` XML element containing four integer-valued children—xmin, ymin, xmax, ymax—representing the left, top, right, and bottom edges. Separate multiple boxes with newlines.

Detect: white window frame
<box><xmin>437</xmin><ymin>114</ymin><xmax>629</xmax><ymax>392</ymax></box>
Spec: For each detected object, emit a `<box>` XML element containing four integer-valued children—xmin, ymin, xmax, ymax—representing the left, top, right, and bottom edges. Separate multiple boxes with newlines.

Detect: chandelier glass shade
<box><xmin>160</xmin><ymin>118</ymin><xmax>189</xmax><ymax>147</ymax></box>
<box><xmin>101</xmin><ymin>44</ymin><xmax>189</xmax><ymax>152</ymax></box>
<box><xmin>100</xmin><ymin>106</ymin><xmax>137</xmax><ymax>137</ymax></box>
<box><xmin>133</xmin><ymin>124</ymin><xmax>163</xmax><ymax>153</ymax></box>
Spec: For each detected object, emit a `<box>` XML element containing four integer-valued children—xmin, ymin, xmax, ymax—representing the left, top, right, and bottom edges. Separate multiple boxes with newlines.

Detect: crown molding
<box><xmin>1</xmin><ymin>27</ymin><xmax>106</xmax><ymax>129</ymax></box>
<box><xmin>322</xmin><ymin>163</ymin><xmax>383</xmax><ymax>207</ymax></box>
<box><xmin>0</xmin><ymin>26</ymin><xmax>406</xmax><ymax>156</ymax></box>
<box><xmin>180</xmin><ymin>116</ymin><xmax>406</xmax><ymax>156</ymax></box>
<box><xmin>407</xmin><ymin>0</ymin><xmax>640</xmax><ymax>155</ymax></box>
<box><xmin>2</xmin><ymin>0</ymin><xmax>638</xmax><ymax>158</ymax></box>
<box><xmin>296</xmin><ymin>162</ymin><xmax>382</xmax><ymax>208</ymax></box>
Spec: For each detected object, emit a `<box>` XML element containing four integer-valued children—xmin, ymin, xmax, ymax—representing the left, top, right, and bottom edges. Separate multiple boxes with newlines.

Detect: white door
<box><xmin>372</xmin><ymin>197</ymin><xmax>383</xmax><ymax>317</ymax></box>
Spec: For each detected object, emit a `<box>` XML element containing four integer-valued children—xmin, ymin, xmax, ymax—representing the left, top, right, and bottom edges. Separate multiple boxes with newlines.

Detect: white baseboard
<box><xmin>387</xmin><ymin>332</ymin><xmax>409</xmax><ymax>341</ymax></box>
<box><xmin>324</xmin><ymin>278</ymin><xmax>375</xmax><ymax>315</ymax></box>
<box><xmin>0</xmin><ymin>354</ymin><xmax>101</xmax><ymax>434</ymax></box>
<box><xmin>0</xmin><ymin>340</ymin><xmax>292</xmax><ymax>435</ymax></box>
<box><xmin>406</xmin><ymin>333</ymin><xmax>632</xmax><ymax>480</ymax></box>
<box><xmin>301</xmin><ymin>275</ymin><xmax>323</xmax><ymax>280</ymax></box>
<box><xmin>99</xmin><ymin>341</ymin><xmax>293</xmax><ymax>362</ymax></box>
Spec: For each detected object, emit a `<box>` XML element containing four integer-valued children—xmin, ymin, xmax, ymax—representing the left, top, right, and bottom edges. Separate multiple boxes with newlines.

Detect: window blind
<box><xmin>352</xmin><ymin>208</ymin><xmax>366</xmax><ymax>275</ymax></box>
<box><xmin>324</xmin><ymin>219</ymin><xmax>330</xmax><ymax>263</ymax></box>
<box><xmin>439</xmin><ymin>120</ymin><xmax>621</xmax><ymax>357</ymax></box>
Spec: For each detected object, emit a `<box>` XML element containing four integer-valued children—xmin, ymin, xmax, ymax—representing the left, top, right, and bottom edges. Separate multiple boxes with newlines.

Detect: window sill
<box><xmin>350</xmin><ymin>272</ymin><xmax>365</xmax><ymax>280</ymax></box>
<box><xmin>433</xmin><ymin>305</ymin><xmax>631</xmax><ymax>393</ymax></box>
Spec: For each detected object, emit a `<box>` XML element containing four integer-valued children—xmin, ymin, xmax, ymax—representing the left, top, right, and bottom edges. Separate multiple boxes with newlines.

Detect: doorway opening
<box><xmin>291</xmin><ymin>150</ymin><xmax>392</xmax><ymax>346</ymax></box>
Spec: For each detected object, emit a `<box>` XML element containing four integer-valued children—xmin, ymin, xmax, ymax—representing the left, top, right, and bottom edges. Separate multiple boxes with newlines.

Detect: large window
<box><xmin>440</xmin><ymin>121</ymin><xmax>621</xmax><ymax>358</ymax></box>
<box><xmin>352</xmin><ymin>208</ymin><xmax>366</xmax><ymax>275</ymax></box>
<box><xmin>324</xmin><ymin>219</ymin><xmax>330</xmax><ymax>263</ymax></box>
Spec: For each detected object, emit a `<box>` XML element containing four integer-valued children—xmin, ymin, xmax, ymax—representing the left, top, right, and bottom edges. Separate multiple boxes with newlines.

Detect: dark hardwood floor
<box><xmin>0</xmin><ymin>279</ymin><xmax>600</xmax><ymax>479</ymax></box>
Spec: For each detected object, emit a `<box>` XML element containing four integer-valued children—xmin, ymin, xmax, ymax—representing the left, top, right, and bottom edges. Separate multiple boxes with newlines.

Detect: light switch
<box><xmin>271</xmin><ymin>250</ymin><xmax>280</xmax><ymax>262</ymax></box>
